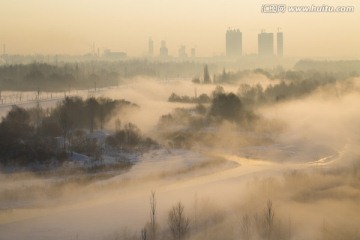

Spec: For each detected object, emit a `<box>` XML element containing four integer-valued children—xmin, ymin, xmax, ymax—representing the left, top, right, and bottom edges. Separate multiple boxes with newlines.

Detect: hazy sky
<box><xmin>0</xmin><ymin>0</ymin><xmax>359</xmax><ymax>58</ymax></box>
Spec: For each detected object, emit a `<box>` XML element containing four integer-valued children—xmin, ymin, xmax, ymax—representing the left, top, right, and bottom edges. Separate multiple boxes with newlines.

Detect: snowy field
<box><xmin>0</xmin><ymin>143</ymin><xmax>343</xmax><ymax>240</ymax></box>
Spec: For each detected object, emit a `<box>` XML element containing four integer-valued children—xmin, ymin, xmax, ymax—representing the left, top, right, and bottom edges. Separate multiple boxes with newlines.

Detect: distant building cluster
<box><xmin>147</xmin><ymin>38</ymin><xmax>196</xmax><ymax>60</ymax></box>
<box><xmin>103</xmin><ymin>49</ymin><xmax>127</xmax><ymax>59</ymax></box>
<box><xmin>0</xmin><ymin>29</ymin><xmax>284</xmax><ymax>64</ymax></box>
<box><xmin>226</xmin><ymin>28</ymin><xmax>284</xmax><ymax>58</ymax></box>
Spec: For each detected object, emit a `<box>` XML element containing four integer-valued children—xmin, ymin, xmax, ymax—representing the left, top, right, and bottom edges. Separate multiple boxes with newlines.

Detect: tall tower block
<box><xmin>258</xmin><ymin>31</ymin><xmax>274</xmax><ymax>56</ymax></box>
<box><xmin>277</xmin><ymin>32</ymin><xmax>283</xmax><ymax>57</ymax></box>
<box><xmin>226</xmin><ymin>29</ymin><xmax>242</xmax><ymax>57</ymax></box>
<box><xmin>148</xmin><ymin>38</ymin><xmax>154</xmax><ymax>57</ymax></box>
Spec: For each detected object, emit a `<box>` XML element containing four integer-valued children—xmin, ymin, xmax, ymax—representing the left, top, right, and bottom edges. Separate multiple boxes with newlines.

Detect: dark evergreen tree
<box><xmin>203</xmin><ymin>64</ymin><xmax>211</xmax><ymax>84</ymax></box>
<box><xmin>209</xmin><ymin>93</ymin><xmax>243</xmax><ymax>121</ymax></box>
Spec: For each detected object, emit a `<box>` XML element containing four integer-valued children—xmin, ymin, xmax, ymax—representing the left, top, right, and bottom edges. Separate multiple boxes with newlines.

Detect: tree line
<box><xmin>0</xmin><ymin>61</ymin><xmax>211</xmax><ymax>91</ymax></box>
<box><xmin>0</xmin><ymin>96</ymin><xmax>157</xmax><ymax>169</ymax></box>
<box><xmin>168</xmin><ymin>93</ymin><xmax>211</xmax><ymax>104</ymax></box>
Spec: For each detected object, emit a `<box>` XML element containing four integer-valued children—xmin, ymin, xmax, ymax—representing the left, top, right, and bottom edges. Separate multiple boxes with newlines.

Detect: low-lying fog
<box><xmin>1</xmin><ymin>75</ymin><xmax>360</xmax><ymax>240</ymax></box>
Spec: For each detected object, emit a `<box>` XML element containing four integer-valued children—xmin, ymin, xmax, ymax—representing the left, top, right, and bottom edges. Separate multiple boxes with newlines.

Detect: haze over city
<box><xmin>1</xmin><ymin>0</ymin><xmax>359</xmax><ymax>58</ymax></box>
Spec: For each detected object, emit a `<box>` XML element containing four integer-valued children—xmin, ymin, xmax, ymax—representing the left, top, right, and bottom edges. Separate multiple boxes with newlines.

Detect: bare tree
<box><xmin>241</xmin><ymin>214</ymin><xmax>252</xmax><ymax>240</ymax></box>
<box><xmin>168</xmin><ymin>202</ymin><xmax>190</xmax><ymax>240</ymax></box>
<box><xmin>263</xmin><ymin>200</ymin><xmax>275</xmax><ymax>240</ymax></box>
<box><xmin>253</xmin><ymin>212</ymin><xmax>262</xmax><ymax>237</ymax></box>
<box><xmin>193</xmin><ymin>193</ymin><xmax>198</xmax><ymax>232</ymax></box>
<box><xmin>288</xmin><ymin>217</ymin><xmax>292</xmax><ymax>240</ymax></box>
<box><xmin>141</xmin><ymin>228</ymin><xmax>147</xmax><ymax>240</ymax></box>
<box><xmin>149</xmin><ymin>191</ymin><xmax>157</xmax><ymax>240</ymax></box>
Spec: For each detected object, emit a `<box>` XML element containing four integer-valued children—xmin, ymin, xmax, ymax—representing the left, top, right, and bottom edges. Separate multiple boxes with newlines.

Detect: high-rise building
<box><xmin>258</xmin><ymin>31</ymin><xmax>274</xmax><ymax>56</ymax></box>
<box><xmin>178</xmin><ymin>45</ymin><xmax>187</xmax><ymax>58</ymax></box>
<box><xmin>160</xmin><ymin>40</ymin><xmax>168</xmax><ymax>58</ymax></box>
<box><xmin>277</xmin><ymin>32</ymin><xmax>283</xmax><ymax>57</ymax></box>
<box><xmin>191</xmin><ymin>48</ymin><xmax>196</xmax><ymax>58</ymax></box>
<box><xmin>226</xmin><ymin>29</ymin><xmax>242</xmax><ymax>57</ymax></box>
<box><xmin>148</xmin><ymin>38</ymin><xmax>154</xmax><ymax>57</ymax></box>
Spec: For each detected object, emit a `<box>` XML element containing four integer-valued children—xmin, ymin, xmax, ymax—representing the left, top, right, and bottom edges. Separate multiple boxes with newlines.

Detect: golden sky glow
<box><xmin>0</xmin><ymin>0</ymin><xmax>359</xmax><ymax>57</ymax></box>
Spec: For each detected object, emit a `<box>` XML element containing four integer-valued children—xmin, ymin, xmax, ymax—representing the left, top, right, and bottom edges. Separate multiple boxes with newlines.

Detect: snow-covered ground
<box><xmin>0</xmin><ymin>87</ymin><xmax>117</xmax><ymax>118</ymax></box>
<box><xmin>0</xmin><ymin>145</ymin><xmax>338</xmax><ymax>240</ymax></box>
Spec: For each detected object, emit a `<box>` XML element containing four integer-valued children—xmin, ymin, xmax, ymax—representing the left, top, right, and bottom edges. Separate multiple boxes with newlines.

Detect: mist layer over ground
<box><xmin>0</xmin><ymin>75</ymin><xmax>360</xmax><ymax>240</ymax></box>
